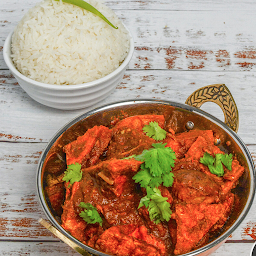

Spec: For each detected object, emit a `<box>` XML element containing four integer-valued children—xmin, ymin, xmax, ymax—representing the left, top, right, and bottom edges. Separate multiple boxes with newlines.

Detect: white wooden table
<box><xmin>1</xmin><ymin>0</ymin><xmax>256</xmax><ymax>255</ymax></box>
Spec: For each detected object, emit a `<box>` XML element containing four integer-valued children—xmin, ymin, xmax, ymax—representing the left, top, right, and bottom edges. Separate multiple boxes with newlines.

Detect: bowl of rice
<box><xmin>3</xmin><ymin>0</ymin><xmax>134</xmax><ymax>110</ymax></box>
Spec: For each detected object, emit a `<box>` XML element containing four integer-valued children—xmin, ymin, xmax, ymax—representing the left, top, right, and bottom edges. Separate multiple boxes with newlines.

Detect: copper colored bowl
<box><xmin>37</xmin><ymin>84</ymin><xmax>255</xmax><ymax>256</ymax></box>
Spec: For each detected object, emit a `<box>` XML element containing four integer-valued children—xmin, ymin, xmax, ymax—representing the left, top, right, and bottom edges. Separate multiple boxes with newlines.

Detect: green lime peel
<box><xmin>55</xmin><ymin>0</ymin><xmax>118</xmax><ymax>29</ymax></box>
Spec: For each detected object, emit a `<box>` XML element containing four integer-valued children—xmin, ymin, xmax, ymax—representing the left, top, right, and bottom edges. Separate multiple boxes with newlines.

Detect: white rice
<box><xmin>11</xmin><ymin>0</ymin><xmax>130</xmax><ymax>85</ymax></box>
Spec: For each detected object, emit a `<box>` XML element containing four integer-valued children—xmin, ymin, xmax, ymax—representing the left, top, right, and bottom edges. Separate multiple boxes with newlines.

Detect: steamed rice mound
<box><xmin>11</xmin><ymin>0</ymin><xmax>130</xmax><ymax>85</ymax></box>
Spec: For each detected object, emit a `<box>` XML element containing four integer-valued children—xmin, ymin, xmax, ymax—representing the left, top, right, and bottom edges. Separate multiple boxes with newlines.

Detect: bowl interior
<box><xmin>37</xmin><ymin>100</ymin><xmax>255</xmax><ymax>255</ymax></box>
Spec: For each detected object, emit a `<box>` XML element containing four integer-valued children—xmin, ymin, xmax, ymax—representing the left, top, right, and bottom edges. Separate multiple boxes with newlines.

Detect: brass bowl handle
<box><xmin>185</xmin><ymin>84</ymin><xmax>239</xmax><ymax>132</ymax></box>
<box><xmin>38</xmin><ymin>218</ymin><xmax>92</xmax><ymax>256</ymax></box>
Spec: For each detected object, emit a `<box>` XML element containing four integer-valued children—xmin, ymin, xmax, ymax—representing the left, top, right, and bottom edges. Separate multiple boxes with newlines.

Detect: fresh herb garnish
<box><xmin>138</xmin><ymin>187</ymin><xmax>172</xmax><ymax>224</ymax></box>
<box><xmin>200</xmin><ymin>152</ymin><xmax>233</xmax><ymax>177</ymax></box>
<box><xmin>143</xmin><ymin>121</ymin><xmax>167</xmax><ymax>140</ymax></box>
<box><xmin>220</xmin><ymin>153</ymin><xmax>233</xmax><ymax>170</ymax></box>
<box><xmin>79</xmin><ymin>202</ymin><xmax>103</xmax><ymax>226</ymax></box>
<box><xmin>62</xmin><ymin>162</ymin><xmax>82</xmax><ymax>187</ymax></box>
<box><xmin>132</xmin><ymin>143</ymin><xmax>176</xmax><ymax>188</ymax></box>
<box><xmin>130</xmin><ymin>143</ymin><xmax>176</xmax><ymax>223</ymax></box>
<box><xmin>55</xmin><ymin>0</ymin><xmax>118</xmax><ymax>29</ymax></box>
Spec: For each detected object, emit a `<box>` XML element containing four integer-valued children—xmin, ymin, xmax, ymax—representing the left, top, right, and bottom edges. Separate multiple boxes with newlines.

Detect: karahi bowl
<box><xmin>36</xmin><ymin>84</ymin><xmax>255</xmax><ymax>256</ymax></box>
<box><xmin>3</xmin><ymin>26</ymin><xmax>134</xmax><ymax>110</ymax></box>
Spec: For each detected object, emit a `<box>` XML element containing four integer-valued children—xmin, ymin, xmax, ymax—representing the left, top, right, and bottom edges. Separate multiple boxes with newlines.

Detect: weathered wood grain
<box><xmin>0</xmin><ymin>241</ymin><xmax>254</xmax><ymax>256</ymax></box>
<box><xmin>1</xmin><ymin>69</ymin><xmax>256</xmax><ymax>144</ymax></box>
<box><xmin>0</xmin><ymin>241</ymin><xmax>78</xmax><ymax>255</ymax></box>
<box><xmin>0</xmin><ymin>240</ymin><xmax>253</xmax><ymax>256</ymax></box>
<box><xmin>2</xmin><ymin>0</ymin><xmax>256</xmax><ymax>11</ymax></box>
<box><xmin>1</xmin><ymin>0</ymin><xmax>256</xmax><ymax>254</ymax></box>
<box><xmin>0</xmin><ymin>142</ymin><xmax>255</xmax><ymax>241</ymax></box>
<box><xmin>1</xmin><ymin>8</ymin><xmax>256</xmax><ymax>71</ymax></box>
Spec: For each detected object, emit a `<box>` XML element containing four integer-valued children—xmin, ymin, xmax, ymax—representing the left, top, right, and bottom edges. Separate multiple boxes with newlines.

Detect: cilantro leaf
<box><xmin>145</xmin><ymin>148</ymin><xmax>162</xmax><ymax>176</ymax></box>
<box><xmin>214</xmin><ymin>154</ymin><xmax>224</xmax><ymax>176</ymax></box>
<box><xmin>221</xmin><ymin>153</ymin><xmax>233</xmax><ymax>170</ymax></box>
<box><xmin>149</xmin><ymin>174</ymin><xmax>163</xmax><ymax>188</ymax></box>
<box><xmin>156</xmin><ymin>144</ymin><xmax>176</xmax><ymax>170</ymax></box>
<box><xmin>137</xmin><ymin>143</ymin><xmax>176</xmax><ymax>176</ymax></box>
<box><xmin>131</xmin><ymin>143</ymin><xmax>175</xmax><ymax>224</ymax></box>
<box><xmin>62</xmin><ymin>163</ymin><xmax>82</xmax><ymax>187</ymax></box>
<box><xmin>138</xmin><ymin>187</ymin><xmax>172</xmax><ymax>224</ymax></box>
<box><xmin>139</xmin><ymin>194</ymin><xmax>150</xmax><ymax>208</ymax></box>
<box><xmin>200</xmin><ymin>152</ymin><xmax>233</xmax><ymax>177</ymax></box>
<box><xmin>132</xmin><ymin>143</ymin><xmax>176</xmax><ymax>189</ymax></box>
<box><xmin>162</xmin><ymin>172</ymin><xmax>174</xmax><ymax>187</ymax></box>
<box><xmin>132</xmin><ymin>168</ymin><xmax>152</xmax><ymax>188</ymax></box>
<box><xmin>200</xmin><ymin>152</ymin><xmax>215</xmax><ymax>166</ymax></box>
<box><xmin>143</xmin><ymin>121</ymin><xmax>167</xmax><ymax>140</ymax></box>
<box><xmin>79</xmin><ymin>202</ymin><xmax>103</xmax><ymax>226</ymax></box>
<box><xmin>133</xmin><ymin>164</ymin><xmax>163</xmax><ymax>188</ymax></box>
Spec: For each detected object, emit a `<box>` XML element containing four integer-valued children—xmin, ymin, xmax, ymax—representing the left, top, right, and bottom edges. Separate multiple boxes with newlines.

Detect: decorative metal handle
<box><xmin>38</xmin><ymin>218</ymin><xmax>92</xmax><ymax>256</ymax></box>
<box><xmin>185</xmin><ymin>84</ymin><xmax>239</xmax><ymax>132</ymax></box>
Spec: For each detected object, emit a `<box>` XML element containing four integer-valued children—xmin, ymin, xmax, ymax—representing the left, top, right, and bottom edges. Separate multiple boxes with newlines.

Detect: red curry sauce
<box><xmin>43</xmin><ymin>111</ymin><xmax>245</xmax><ymax>256</ymax></box>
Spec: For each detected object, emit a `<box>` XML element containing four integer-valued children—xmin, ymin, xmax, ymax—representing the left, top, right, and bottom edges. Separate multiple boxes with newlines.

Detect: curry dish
<box><xmin>43</xmin><ymin>111</ymin><xmax>245</xmax><ymax>256</ymax></box>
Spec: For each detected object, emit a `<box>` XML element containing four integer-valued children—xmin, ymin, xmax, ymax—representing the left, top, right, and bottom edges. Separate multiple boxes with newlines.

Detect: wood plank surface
<box><xmin>1</xmin><ymin>69</ymin><xmax>256</xmax><ymax>144</ymax></box>
<box><xmin>0</xmin><ymin>0</ymin><xmax>256</xmax><ymax>255</ymax></box>
<box><xmin>1</xmin><ymin>4</ymin><xmax>256</xmax><ymax>71</ymax></box>
<box><xmin>2</xmin><ymin>0</ymin><xmax>256</xmax><ymax>11</ymax></box>
<box><xmin>0</xmin><ymin>241</ymin><xmax>254</xmax><ymax>256</ymax></box>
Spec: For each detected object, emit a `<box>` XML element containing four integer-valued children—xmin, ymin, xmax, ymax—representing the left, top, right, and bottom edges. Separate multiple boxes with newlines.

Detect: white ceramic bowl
<box><xmin>3</xmin><ymin>28</ymin><xmax>134</xmax><ymax>110</ymax></box>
